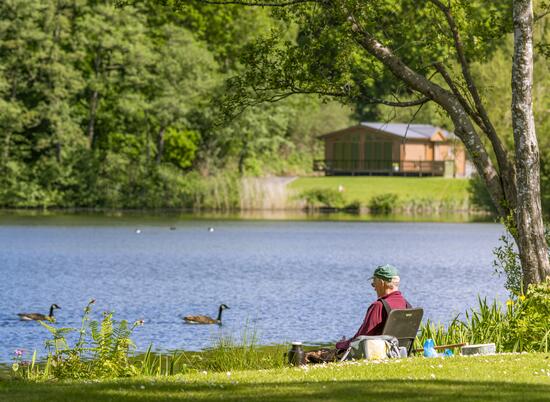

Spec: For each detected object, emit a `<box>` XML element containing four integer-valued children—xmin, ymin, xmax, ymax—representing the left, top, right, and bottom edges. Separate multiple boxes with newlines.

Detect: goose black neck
<box><xmin>217</xmin><ymin>306</ymin><xmax>223</xmax><ymax>322</ymax></box>
<box><xmin>49</xmin><ymin>305</ymin><xmax>55</xmax><ymax>317</ymax></box>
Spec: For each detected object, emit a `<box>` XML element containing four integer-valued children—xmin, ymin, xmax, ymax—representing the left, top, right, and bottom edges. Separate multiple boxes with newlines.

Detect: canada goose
<box><xmin>183</xmin><ymin>304</ymin><xmax>230</xmax><ymax>325</ymax></box>
<box><xmin>17</xmin><ymin>304</ymin><xmax>61</xmax><ymax>322</ymax></box>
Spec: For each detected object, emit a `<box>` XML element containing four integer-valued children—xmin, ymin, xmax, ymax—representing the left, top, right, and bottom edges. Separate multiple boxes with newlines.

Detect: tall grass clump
<box><xmin>417</xmin><ymin>279</ymin><xmax>550</xmax><ymax>353</ymax></box>
<box><xmin>179</xmin><ymin>327</ymin><xmax>286</xmax><ymax>372</ymax></box>
<box><xmin>137</xmin><ymin>345</ymin><xmax>189</xmax><ymax>377</ymax></box>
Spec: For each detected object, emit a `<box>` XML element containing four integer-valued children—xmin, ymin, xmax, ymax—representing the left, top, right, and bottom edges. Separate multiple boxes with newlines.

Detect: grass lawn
<box><xmin>2</xmin><ymin>354</ymin><xmax>550</xmax><ymax>401</ymax></box>
<box><xmin>290</xmin><ymin>177</ymin><xmax>471</xmax><ymax>205</ymax></box>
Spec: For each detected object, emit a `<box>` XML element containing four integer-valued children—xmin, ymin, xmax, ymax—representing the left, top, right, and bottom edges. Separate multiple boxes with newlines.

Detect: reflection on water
<box><xmin>0</xmin><ymin>209</ymin><xmax>495</xmax><ymax>224</ymax></box>
<box><xmin>0</xmin><ymin>213</ymin><xmax>504</xmax><ymax>362</ymax></box>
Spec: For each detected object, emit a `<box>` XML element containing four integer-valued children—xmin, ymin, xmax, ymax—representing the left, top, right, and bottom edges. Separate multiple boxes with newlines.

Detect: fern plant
<box><xmin>36</xmin><ymin>299</ymin><xmax>143</xmax><ymax>380</ymax></box>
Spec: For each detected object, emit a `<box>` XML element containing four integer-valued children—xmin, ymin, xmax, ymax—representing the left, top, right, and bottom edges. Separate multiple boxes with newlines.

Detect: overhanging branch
<box><xmin>181</xmin><ymin>0</ymin><xmax>321</xmax><ymax>6</ymax></box>
<box><xmin>429</xmin><ymin>0</ymin><xmax>515</xmax><ymax>207</ymax></box>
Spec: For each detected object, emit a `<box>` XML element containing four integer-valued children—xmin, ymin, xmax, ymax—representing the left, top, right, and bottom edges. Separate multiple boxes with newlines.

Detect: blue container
<box><xmin>423</xmin><ymin>339</ymin><xmax>438</xmax><ymax>358</ymax></box>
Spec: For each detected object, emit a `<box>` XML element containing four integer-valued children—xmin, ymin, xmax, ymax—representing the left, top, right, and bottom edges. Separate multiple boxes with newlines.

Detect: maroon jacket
<box><xmin>336</xmin><ymin>291</ymin><xmax>410</xmax><ymax>350</ymax></box>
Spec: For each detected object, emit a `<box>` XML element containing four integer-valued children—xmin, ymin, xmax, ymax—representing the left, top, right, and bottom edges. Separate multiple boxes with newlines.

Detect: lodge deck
<box><xmin>313</xmin><ymin>159</ymin><xmax>447</xmax><ymax>177</ymax></box>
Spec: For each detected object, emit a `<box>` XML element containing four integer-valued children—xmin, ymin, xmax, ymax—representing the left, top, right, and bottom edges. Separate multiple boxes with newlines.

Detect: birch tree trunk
<box><xmin>512</xmin><ymin>0</ymin><xmax>550</xmax><ymax>286</ymax></box>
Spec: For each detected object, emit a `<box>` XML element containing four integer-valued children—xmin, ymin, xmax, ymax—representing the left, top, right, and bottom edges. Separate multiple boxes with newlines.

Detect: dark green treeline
<box><xmin>0</xmin><ymin>0</ymin><xmax>352</xmax><ymax>209</ymax></box>
<box><xmin>2</xmin><ymin>1</ymin><xmax>550</xmax><ymax>213</ymax></box>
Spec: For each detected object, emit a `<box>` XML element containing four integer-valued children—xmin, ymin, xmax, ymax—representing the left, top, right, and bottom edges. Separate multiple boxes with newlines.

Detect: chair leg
<box><xmin>339</xmin><ymin>347</ymin><xmax>352</xmax><ymax>362</ymax></box>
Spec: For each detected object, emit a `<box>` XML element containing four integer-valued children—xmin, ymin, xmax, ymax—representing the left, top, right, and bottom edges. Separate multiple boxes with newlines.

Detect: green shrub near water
<box><xmin>299</xmin><ymin>188</ymin><xmax>346</xmax><ymax>210</ymax></box>
<box><xmin>11</xmin><ymin>300</ymin><xmax>144</xmax><ymax>381</ymax></box>
<box><xmin>181</xmin><ymin>329</ymin><xmax>286</xmax><ymax>372</ymax></box>
<box><xmin>10</xmin><ymin>305</ymin><xmax>286</xmax><ymax>381</ymax></box>
<box><xmin>135</xmin><ymin>327</ymin><xmax>286</xmax><ymax>376</ymax></box>
<box><xmin>368</xmin><ymin>193</ymin><xmax>398</xmax><ymax>214</ymax></box>
<box><xmin>417</xmin><ymin>280</ymin><xmax>550</xmax><ymax>353</ymax></box>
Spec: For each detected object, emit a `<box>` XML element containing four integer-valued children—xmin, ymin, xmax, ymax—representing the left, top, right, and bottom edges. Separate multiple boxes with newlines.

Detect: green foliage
<box><xmin>219</xmin><ymin>0</ymin><xmax>512</xmax><ymax>118</ymax></box>
<box><xmin>0</xmin><ymin>0</ymin><xmax>353</xmax><ymax>209</ymax></box>
<box><xmin>367</xmin><ymin>193</ymin><xmax>398</xmax><ymax>214</ymax></box>
<box><xmin>136</xmin><ymin>345</ymin><xmax>189</xmax><ymax>377</ymax></box>
<box><xmin>299</xmin><ymin>188</ymin><xmax>345</xmax><ymax>210</ymax></box>
<box><xmin>417</xmin><ymin>297</ymin><xmax>513</xmax><ymax>352</ymax></box>
<box><xmin>418</xmin><ymin>281</ymin><xmax>550</xmax><ymax>353</ymax></box>
<box><xmin>493</xmin><ymin>226</ymin><xmax>550</xmax><ymax>298</ymax></box>
<box><xmin>506</xmin><ymin>280</ymin><xmax>550</xmax><ymax>352</ymax></box>
<box><xmin>163</xmin><ymin>129</ymin><xmax>199</xmax><ymax>169</ymax></box>
<box><xmin>493</xmin><ymin>233</ymin><xmax>523</xmax><ymax>297</ymax></box>
<box><xmin>468</xmin><ymin>175</ymin><xmax>498</xmax><ymax>213</ymax></box>
<box><xmin>22</xmin><ymin>300</ymin><xmax>144</xmax><ymax>380</ymax></box>
<box><xmin>183</xmin><ymin>328</ymin><xmax>286</xmax><ymax>373</ymax></box>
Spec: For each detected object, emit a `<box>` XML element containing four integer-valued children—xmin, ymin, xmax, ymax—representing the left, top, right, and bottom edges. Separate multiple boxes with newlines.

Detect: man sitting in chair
<box><xmin>336</xmin><ymin>264</ymin><xmax>411</xmax><ymax>351</ymax></box>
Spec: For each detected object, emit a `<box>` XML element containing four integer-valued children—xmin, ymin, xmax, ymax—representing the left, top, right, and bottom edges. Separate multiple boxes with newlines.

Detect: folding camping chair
<box><xmin>381</xmin><ymin>308</ymin><xmax>424</xmax><ymax>356</ymax></box>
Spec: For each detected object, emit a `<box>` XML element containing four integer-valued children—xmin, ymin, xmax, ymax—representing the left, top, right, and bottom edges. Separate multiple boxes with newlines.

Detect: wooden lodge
<box><xmin>315</xmin><ymin>122</ymin><xmax>470</xmax><ymax>177</ymax></box>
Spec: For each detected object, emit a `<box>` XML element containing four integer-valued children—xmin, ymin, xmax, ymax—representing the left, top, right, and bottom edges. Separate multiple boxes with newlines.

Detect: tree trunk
<box><xmin>156</xmin><ymin>127</ymin><xmax>166</xmax><ymax>164</ymax></box>
<box><xmin>3</xmin><ymin>132</ymin><xmax>11</xmax><ymax>164</ymax></box>
<box><xmin>238</xmin><ymin>143</ymin><xmax>248</xmax><ymax>174</ymax></box>
<box><xmin>512</xmin><ymin>0</ymin><xmax>550</xmax><ymax>286</ymax></box>
<box><xmin>87</xmin><ymin>90</ymin><xmax>99</xmax><ymax>149</ymax></box>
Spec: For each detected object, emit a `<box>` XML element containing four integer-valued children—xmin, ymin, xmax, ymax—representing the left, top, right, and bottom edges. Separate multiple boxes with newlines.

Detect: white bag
<box><xmin>342</xmin><ymin>335</ymin><xmax>401</xmax><ymax>361</ymax></box>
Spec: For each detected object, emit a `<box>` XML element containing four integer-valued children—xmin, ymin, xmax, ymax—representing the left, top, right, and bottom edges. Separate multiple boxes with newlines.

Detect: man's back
<box><xmin>336</xmin><ymin>290</ymin><xmax>410</xmax><ymax>350</ymax></box>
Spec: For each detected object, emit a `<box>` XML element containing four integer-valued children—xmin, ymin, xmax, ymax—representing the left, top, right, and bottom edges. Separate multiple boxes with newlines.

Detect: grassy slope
<box><xmin>2</xmin><ymin>354</ymin><xmax>550</xmax><ymax>402</ymax></box>
<box><xmin>290</xmin><ymin>177</ymin><xmax>471</xmax><ymax>205</ymax></box>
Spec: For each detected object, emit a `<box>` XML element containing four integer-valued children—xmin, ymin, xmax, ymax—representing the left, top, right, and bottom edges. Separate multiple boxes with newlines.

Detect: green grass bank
<box><xmin>2</xmin><ymin>353</ymin><xmax>550</xmax><ymax>402</ymax></box>
<box><xmin>290</xmin><ymin>177</ymin><xmax>472</xmax><ymax>211</ymax></box>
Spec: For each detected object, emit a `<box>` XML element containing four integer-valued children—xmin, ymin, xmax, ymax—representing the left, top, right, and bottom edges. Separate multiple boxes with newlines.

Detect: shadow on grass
<box><xmin>2</xmin><ymin>378</ymin><xmax>550</xmax><ymax>402</ymax></box>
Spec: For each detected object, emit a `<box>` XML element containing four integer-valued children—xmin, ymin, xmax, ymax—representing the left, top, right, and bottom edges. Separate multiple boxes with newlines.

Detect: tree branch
<box><xmin>534</xmin><ymin>9</ymin><xmax>550</xmax><ymax>22</ymax></box>
<box><xmin>184</xmin><ymin>0</ymin><xmax>321</xmax><ymax>6</ymax></box>
<box><xmin>433</xmin><ymin>62</ymin><xmax>478</xmax><ymax>120</ymax></box>
<box><xmin>429</xmin><ymin>0</ymin><xmax>516</xmax><ymax>208</ymax></box>
<box><xmin>347</xmin><ymin>12</ymin><xmax>507</xmax><ymax>215</ymax></box>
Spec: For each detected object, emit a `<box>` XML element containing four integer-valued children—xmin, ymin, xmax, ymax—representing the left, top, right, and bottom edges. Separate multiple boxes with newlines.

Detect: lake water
<box><xmin>0</xmin><ymin>215</ymin><xmax>507</xmax><ymax>362</ymax></box>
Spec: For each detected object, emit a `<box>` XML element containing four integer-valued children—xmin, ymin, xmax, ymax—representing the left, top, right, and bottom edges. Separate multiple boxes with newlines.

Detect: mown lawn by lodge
<box><xmin>290</xmin><ymin>177</ymin><xmax>471</xmax><ymax>206</ymax></box>
<box><xmin>2</xmin><ymin>353</ymin><xmax>550</xmax><ymax>402</ymax></box>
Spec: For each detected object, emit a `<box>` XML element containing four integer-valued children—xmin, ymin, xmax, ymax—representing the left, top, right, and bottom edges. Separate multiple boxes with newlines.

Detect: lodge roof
<box><xmin>360</xmin><ymin>122</ymin><xmax>452</xmax><ymax>139</ymax></box>
<box><xmin>318</xmin><ymin>122</ymin><xmax>454</xmax><ymax>140</ymax></box>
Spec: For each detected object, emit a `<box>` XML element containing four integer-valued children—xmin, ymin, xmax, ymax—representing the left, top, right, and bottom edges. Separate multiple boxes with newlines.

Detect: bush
<box><xmin>506</xmin><ymin>280</ymin><xmax>550</xmax><ymax>351</ymax></box>
<box><xmin>368</xmin><ymin>193</ymin><xmax>398</xmax><ymax>214</ymax></box>
<box><xmin>344</xmin><ymin>200</ymin><xmax>361</xmax><ymax>211</ymax></box>
<box><xmin>299</xmin><ymin>188</ymin><xmax>345</xmax><ymax>210</ymax></box>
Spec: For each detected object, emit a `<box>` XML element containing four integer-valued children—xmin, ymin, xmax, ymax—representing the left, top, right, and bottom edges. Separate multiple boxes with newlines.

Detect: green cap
<box><xmin>372</xmin><ymin>264</ymin><xmax>399</xmax><ymax>281</ymax></box>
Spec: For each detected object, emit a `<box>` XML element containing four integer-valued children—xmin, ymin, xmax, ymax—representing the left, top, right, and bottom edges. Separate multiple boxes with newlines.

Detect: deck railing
<box><xmin>313</xmin><ymin>159</ymin><xmax>446</xmax><ymax>176</ymax></box>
